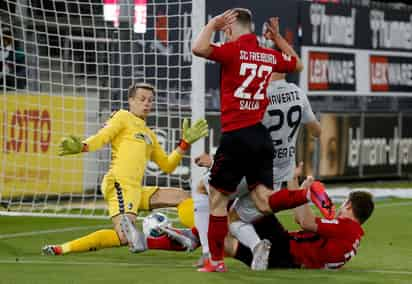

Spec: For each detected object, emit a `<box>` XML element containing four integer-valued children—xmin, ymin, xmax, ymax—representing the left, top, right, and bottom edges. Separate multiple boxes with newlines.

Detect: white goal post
<box><xmin>0</xmin><ymin>0</ymin><xmax>205</xmax><ymax>219</ymax></box>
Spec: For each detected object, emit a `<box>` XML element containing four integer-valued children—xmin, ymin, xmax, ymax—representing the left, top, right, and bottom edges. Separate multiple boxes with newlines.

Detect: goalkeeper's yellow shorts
<box><xmin>101</xmin><ymin>174</ymin><xmax>159</xmax><ymax>217</ymax></box>
<box><xmin>139</xmin><ymin>186</ymin><xmax>158</xmax><ymax>210</ymax></box>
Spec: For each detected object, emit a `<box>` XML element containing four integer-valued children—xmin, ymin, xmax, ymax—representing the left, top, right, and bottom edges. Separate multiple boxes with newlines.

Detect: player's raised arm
<box><xmin>300</xmin><ymin>88</ymin><xmax>321</xmax><ymax>137</ymax></box>
<box><xmin>293</xmin><ymin>177</ymin><xmax>319</xmax><ymax>232</ymax></box>
<box><xmin>264</xmin><ymin>17</ymin><xmax>303</xmax><ymax>72</ymax></box>
<box><xmin>305</xmin><ymin>120</ymin><xmax>321</xmax><ymax>138</ymax></box>
<box><xmin>192</xmin><ymin>9</ymin><xmax>238</xmax><ymax>58</ymax></box>
<box><xmin>58</xmin><ymin>111</ymin><xmax>125</xmax><ymax>156</ymax></box>
<box><xmin>151</xmin><ymin>118</ymin><xmax>208</xmax><ymax>173</ymax></box>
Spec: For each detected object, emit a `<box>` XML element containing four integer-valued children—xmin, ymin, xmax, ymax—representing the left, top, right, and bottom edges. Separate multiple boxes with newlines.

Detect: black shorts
<box><xmin>209</xmin><ymin>123</ymin><xmax>274</xmax><ymax>194</ymax></box>
<box><xmin>234</xmin><ymin>215</ymin><xmax>298</xmax><ymax>269</ymax></box>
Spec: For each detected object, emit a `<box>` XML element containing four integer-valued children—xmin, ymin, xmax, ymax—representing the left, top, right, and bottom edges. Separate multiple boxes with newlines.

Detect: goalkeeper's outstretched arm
<box><xmin>58</xmin><ymin>111</ymin><xmax>125</xmax><ymax>156</ymax></box>
<box><xmin>151</xmin><ymin>118</ymin><xmax>208</xmax><ymax>173</ymax></box>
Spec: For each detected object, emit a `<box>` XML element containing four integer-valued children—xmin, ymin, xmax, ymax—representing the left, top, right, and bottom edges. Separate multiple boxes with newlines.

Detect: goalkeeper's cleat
<box><xmin>42</xmin><ymin>245</ymin><xmax>63</xmax><ymax>256</ymax></box>
<box><xmin>251</xmin><ymin>239</ymin><xmax>271</xmax><ymax>271</ymax></box>
<box><xmin>159</xmin><ymin>226</ymin><xmax>199</xmax><ymax>252</ymax></box>
<box><xmin>310</xmin><ymin>181</ymin><xmax>336</xmax><ymax>219</ymax></box>
<box><xmin>193</xmin><ymin>253</ymin><xmax>210</xmax><ymax>268</ymax></box>
<box><xmin>120</xmin><ymin>215</ymin><xmax>147</xmax><ymax>253</ymax></box>
<box><xmin>197</xmin><ymin>260</ymin><xmax>227</xmax><ymax>272</ymax></box>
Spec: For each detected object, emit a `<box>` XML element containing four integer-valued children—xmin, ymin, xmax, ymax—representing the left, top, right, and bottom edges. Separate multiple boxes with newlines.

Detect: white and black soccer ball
<box><xmin>142</xmin><ymin>212</ymin><xmax>171</xmax><ymax>237</ymax></box>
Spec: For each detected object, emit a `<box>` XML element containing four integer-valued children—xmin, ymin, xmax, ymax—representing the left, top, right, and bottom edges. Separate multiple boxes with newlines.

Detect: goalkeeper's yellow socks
<box><xmin>61</xmin><ymin>229</ymin><xmax>121</xmax><ymax>254</ymax></box>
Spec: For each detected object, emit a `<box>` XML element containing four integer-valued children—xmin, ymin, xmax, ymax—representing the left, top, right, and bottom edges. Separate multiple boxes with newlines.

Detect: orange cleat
<box><xmin>197</xmin><ymin>260</ymin><xmax>227</xmax><ymax>272</ymax></box>
<box><xmin>310</xmin><ymin>181</ymin><xmax>336</xmax><ymax>219</ymax></box>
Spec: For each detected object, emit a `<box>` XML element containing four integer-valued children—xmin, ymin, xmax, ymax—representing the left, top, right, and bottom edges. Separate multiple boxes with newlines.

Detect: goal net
<box><xmin>0</xmin><ymin>0</ymin><xmax>205</xmax><ymax>219</ymax></box>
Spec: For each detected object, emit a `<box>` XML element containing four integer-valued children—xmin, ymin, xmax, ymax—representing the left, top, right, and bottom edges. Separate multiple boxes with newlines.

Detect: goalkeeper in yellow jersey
<box><xmin>42</xmin><ymin>82</ymin><xmax>208</xmax><ymax>255</ymax></box>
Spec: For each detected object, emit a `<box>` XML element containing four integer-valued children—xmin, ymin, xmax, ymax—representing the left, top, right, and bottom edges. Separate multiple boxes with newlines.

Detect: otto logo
<box><xmin>2</xmin><ymin>109</ymin><xmax>51</xmax><ymax>153</ymax></box>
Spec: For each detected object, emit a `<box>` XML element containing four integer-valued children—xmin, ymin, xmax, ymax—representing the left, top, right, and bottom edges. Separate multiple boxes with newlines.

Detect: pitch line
<box><xmin>0</xmin><ymin>259</ymin><xmax>410</xmax><ymax>276</ymax></box>
<box><xmin>0</xmin><ymin>200</ymin><xmax>410</xmax><ymax>239</ymax></box>
<box><xmin>0</xmin><ymin>225</ymin><xmax>110</xmax><ymax>240</ymax></box>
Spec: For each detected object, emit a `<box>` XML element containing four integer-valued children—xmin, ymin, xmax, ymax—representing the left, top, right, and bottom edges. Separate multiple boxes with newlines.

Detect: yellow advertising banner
<box><xmin>0</xmin><ymin>94</ymin><xmax>85</xmax><ymax>197</ymax></box>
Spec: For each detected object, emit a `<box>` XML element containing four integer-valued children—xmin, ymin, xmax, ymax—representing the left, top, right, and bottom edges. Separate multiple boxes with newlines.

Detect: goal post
<box><xmin>0</xmin><ymin>0</ymin><xmax>205</xmax><ymax>220</ymax></box>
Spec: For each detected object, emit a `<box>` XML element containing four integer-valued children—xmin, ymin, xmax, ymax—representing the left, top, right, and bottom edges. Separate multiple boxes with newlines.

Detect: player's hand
<box><xmin>58</xmin><ymin>135</ymin><xmax>83</xmax><ymax>156</ymax></box>
<box><xmin>182</xmin><ymin>118</ymin><xmax>209</xmax><ymax>145</ymax></box>
<box><xmin>264</xmin><ymin>17</ymin><xmax>280</xmax><ymax>40</ymax></box>
<box><xmin>300</xmin><ymin>175</ymin><xmax>314</xmax><ymax>189</ymax></box>
<box><xmin>293</xmin><ymin>161</ymin><xmax>304</xmax><ymax>180</ymax></box>
<box><xmin>209</xmin><ymin>9</ymin><xmax>238</xmax><ymax>31</ymax></box>
<box><xmin>194</xmin><ymin>153</ymin><xmax>213</xmax><ymax>168</ymax></box>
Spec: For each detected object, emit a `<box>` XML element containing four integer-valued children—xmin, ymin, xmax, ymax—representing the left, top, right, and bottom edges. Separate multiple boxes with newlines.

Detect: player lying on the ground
<box><xmin>188</xmin><ymin>153</ymin><xmax>335</xmax><ymax>270</ymax></box>
<box><xmin>147</xmin><ymin>178</ymin><xmax>369</xmax><ymax>271</ymax></box>
<box><xmin>42</xmin><ymin>82</ymin><xmax>208</xmax><ymax>256</ymax></box>
<box><xmin>225</xmin><ymin>183</ymin><xmax>374</xmax><ymax>269</ymax></box>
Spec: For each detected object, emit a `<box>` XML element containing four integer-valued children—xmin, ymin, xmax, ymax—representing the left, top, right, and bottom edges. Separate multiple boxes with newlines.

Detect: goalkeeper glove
<box><xmin>58</xmin><ymin>135</ymin><xmax>84</xmax><ymax>156</ymax></box>
<box><xmin>179</xmin><ymin>118</ymin><xmax>208</xmax><ymax>151</ymax></box>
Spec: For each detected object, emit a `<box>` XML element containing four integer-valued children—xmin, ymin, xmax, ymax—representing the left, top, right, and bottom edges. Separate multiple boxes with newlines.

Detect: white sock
<box><xmin>193</xmin><ymin>193</ymin><xmax>210</xmax><ymax>254</ymax></box>
<box><xmin>229</xmin><ymin>220</ymin><xmax>260</xmax><ymax>251</ymax></box>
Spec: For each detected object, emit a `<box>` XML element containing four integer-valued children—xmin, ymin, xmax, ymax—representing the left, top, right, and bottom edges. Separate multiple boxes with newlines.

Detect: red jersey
<box><xmin>207</xmin><ymin>34</ymin><xmax>297</xmax><ymax>132</ymax></box>
<box><xmin>289</xmin><ymin>217</ymin><xmax>364</xmax><ymax>269</ymax></box>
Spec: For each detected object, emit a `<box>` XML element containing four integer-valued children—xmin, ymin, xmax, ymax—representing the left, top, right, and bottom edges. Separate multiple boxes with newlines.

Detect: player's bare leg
<box><xmin>149</xmin><ymin>187</ymin><xmax>190</xmax><ymax>209</ymax></box>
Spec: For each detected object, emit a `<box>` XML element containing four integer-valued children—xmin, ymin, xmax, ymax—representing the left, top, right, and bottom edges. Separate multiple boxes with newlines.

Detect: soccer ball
<box><xmin>142</xmin><ymin>212</ymin><xmax>171</xmax><ymax>237</ymax></box>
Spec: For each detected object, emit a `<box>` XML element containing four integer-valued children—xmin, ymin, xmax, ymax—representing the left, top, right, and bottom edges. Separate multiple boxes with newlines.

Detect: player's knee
<box><xmin>197</xmin><ymin>180</ymin><xmax>207</xmax><ymax>195</ymax></box>
<box><xmin>251</xmin><ymin>186</ymin><xmax>273</xmax><ymax>214</ymax></box>
<box><xmin>209</xmin><ymin>187</ymin><xmax>228</xmax><ymax>211</ymax></box>
<box><xmin>255</xmin><ymin>200</ymin><xmax>272</xmax><ymax>214</ymax></box>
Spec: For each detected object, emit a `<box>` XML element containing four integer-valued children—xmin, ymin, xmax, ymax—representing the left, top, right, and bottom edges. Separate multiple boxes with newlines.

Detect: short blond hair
<box><xmin>128</xmin><ymin>82</ymin><xmax>155</xmax><ymax>98</ymax></box>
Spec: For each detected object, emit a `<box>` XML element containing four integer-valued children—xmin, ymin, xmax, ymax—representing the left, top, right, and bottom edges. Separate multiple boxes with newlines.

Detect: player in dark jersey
<box><xmin>192</xmin><ymin>9</ymin><xmax>303</xmax><ymax>272</ymax></box>
<box><xmin>226</xmin><ymin>182</ymin><xmax>374</xmax><ymax>270</ymax></box>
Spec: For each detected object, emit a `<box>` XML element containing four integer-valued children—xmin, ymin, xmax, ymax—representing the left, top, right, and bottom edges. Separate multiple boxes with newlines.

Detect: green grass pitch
<box><xmin>0</xmin><ymin>199</ymin><xmax>411</xmax><ymax>284</ymax></box>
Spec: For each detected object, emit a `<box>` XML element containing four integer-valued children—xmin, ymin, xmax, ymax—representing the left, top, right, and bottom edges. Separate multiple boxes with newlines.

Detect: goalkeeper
<box><xmin>42</xmin><ymin>82</ymin><xmax>208</xmax><ymax>255</ymax></box>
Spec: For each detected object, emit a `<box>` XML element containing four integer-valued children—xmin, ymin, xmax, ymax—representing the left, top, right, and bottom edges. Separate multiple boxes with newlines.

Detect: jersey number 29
<box><xmin>267</xmin><ymin>105</ymin><xmax>302</xmax><ymax>146</ymax></box>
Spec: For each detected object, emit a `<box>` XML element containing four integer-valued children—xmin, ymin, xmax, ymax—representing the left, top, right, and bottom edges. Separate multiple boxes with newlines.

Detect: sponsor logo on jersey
<box><xmin>320</xmin><ymin>218</ymin><xmax>339</xmax><ymax>224</ymax></box>
<box><xmin>135</xmin><ymin>133</ymin><xmax>152</xmax><ymax>144</ymax></box>
<box><xmin>128</xmin><ymin>202</ymin><xmax>133</xmax><ymax>210</ymax></box>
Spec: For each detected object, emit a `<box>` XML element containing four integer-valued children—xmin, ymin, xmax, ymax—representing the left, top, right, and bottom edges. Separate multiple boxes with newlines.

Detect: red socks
<box><xmin>268</xmin><ymin>188</ymin><xmax>308</xmax><ymax>213</ymax></box>
<box><xmin>208</xmin><ymin>215</ymin><xmax>228</xmax><ymax>262</ymax></box>
<box><xmin>146</xmin><ymin>235</ymin><xmax>186</xmax><ymax>251</ymax></box>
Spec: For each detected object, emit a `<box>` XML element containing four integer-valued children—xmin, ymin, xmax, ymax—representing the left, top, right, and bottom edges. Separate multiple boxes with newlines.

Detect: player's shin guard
<box><xmin>120</xmin><ymin>215</ymin><xmax>147</xmax><ymax>253</ymax></box>
<box><xmin>193</xmin><ymin>193</ymin><xmax>210</xmax><ymax>255</ymax></box>
<box><xmin>207</xmin><ymin>215</ymin><xmax>228</xmax><ymax>263</ymax></box>
<box><xmin>268</xmin><ymin>188</ymin><xmax>309</xmax><ymax>213</ymax></box>
<box><xmin>229</xmin><ymin>221</ymin><xmax>260</xmax><ymax>252</ymax></box>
